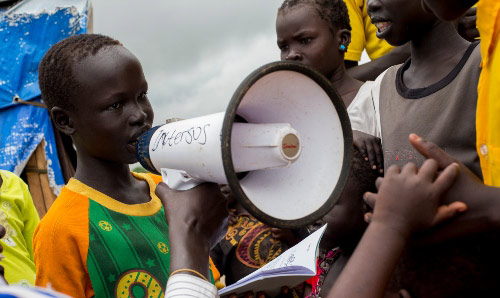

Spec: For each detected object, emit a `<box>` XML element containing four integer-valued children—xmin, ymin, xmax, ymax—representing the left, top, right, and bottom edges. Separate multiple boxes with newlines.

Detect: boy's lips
<box><xmin>127</xmin><ymin>141</ymin><xmax>138</xmax><ymax>155</ymax></box>
<box><xmin>373</xmin><ymin>20</ymin><xmax>392</xmax><ymax>38</ymax></box>
<box><xmin>127</xmin><ymin>126</ymin><xmax>151</xmax><ymax>155</ymax></box>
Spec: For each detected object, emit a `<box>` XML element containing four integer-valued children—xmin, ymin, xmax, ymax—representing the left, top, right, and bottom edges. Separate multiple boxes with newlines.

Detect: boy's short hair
<box><xmin>38</xmin><ymin>34</ymin><xmax>121</xmax><ymax>111</ymax></box>
<box><xmin>278</xmin><ymin>0</ymin><xmax>352</xmax><ymax>34</ymax></box>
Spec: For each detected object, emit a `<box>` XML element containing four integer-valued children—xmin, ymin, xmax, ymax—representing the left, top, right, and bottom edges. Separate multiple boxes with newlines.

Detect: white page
<box><xmin>219</xmin><ymin>224</ymin><xmax>327</xmax><ymax>296</ymax></box>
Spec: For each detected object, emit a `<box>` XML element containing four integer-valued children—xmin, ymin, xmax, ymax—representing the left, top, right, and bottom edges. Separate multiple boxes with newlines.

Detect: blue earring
<box><xmin>339</xmin><ymin>44</ymin><xmax>347</xmax><ymax>52</ymax></box>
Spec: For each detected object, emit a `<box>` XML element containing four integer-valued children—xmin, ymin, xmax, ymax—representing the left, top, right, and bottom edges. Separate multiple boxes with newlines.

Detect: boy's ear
<box><xmin>50</xmin><ymin>107</ymin><xmax>75</xmax><ymax>135</ymax></box>
<box><xmin>337</xmin><ymin>29</ymin><xmax>352</xmax><ymax>48</ymax></box>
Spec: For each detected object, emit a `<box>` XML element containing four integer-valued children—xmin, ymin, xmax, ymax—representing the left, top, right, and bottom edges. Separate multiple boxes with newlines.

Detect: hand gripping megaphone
<box><xmin>136</xmin><ymin>61</ymin><xmax>352</xmax><ymax>228</ymax></box>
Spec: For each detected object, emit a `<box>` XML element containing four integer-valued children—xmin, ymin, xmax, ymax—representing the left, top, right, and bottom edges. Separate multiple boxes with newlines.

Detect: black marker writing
<box><xmin>151</xmin><ymin>124</ymin><xmax>211</xmax><ymax>151</ymax></box>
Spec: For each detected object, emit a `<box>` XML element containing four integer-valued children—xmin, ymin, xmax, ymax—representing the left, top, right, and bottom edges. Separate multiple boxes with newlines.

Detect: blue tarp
<box><xmin>0</xmin><ymin>1</ymin><xmax>89</xmax><ymax>194</ymax></box>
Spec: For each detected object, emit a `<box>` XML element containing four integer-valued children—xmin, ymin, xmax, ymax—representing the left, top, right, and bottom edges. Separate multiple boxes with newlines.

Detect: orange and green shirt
<box><xmin>34</xmin><ymin>173</ymin><xmax>171</xmax><ymax>298</ymax></box>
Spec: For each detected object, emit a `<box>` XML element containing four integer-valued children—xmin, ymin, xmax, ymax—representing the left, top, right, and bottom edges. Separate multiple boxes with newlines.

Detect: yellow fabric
<box><xmin>0</xmin><ymin>170</ymin><xmax>39</xmax><ymax>286</ymax></box>
<box><xmin>65</xmin><ymin>172</ymin><xmax>162</xmax><ymax>216</ymax></box>
<box><xmin>476</xmin><ymin>0</ymin><xmax>500</xmax><ymax>186</ymax></box>
<box><xmin>343</xmin><ymin>0</ymin><xmax>394</xmax><ymax>61</ymax></box>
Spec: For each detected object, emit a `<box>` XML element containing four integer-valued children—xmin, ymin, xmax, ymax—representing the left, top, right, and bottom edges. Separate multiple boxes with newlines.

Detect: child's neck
<box><xmin>74</xmin><ymin>153</ymin><xmax>151</xmax><ymax>205</ymax></box>
<box><xmin>404</xmin><ymin>21</ymin><xmax>471</xmax><ymax>89</ymax></box>
<box><xmin>329</xmin><ymin>65</ymin><xmax>363</xmax><ymax>107</ymax></box>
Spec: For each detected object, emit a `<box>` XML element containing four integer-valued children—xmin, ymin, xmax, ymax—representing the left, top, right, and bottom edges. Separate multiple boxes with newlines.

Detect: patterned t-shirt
<box><xmin>34</xmin><ymin>173</ymin><xmax>171</xmax><ymax>298</ymax></box>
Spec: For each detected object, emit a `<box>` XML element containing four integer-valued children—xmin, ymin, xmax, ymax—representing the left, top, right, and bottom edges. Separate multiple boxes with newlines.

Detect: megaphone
<box><xmin>136</xmin><ymin>61</ymin><xmax>352</xmax><ymax>228</ymax></box>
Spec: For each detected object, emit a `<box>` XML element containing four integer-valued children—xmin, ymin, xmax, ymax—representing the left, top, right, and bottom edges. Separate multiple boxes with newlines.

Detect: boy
<box><xmin>348</xmin><ymin>0</ymin><xmax>482</xmax><ymax>178</ymax></box>
<box><xmin>33</xmin><ymin>34</ymin><xmax>222</xmax><ymax>298</ymax></box>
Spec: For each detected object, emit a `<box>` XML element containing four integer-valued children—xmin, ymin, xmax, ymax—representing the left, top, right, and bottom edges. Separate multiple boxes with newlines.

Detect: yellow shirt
<box><xmin>343</xmin><ymin>0</ymin><xmax>394</xmax><ymax>61</ymax></box>
<box><xmin>476</xmin><ymin>0</ymin><xmax>500</xmax><ymax>186</ymax></box>
<box><xmin>0</xmin><ymin>170</ymin><xmax>39</xmax><ymax>286</ymax></box>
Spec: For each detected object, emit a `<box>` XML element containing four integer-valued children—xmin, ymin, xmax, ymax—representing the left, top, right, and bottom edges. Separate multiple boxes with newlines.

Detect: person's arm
<box><xmin>155</xmin><ymin>183</ymin><xmax>227</xmax><ymax>297</ymax></box>
<box><xmin>346</xmin><ymin>44</ymin><xmax>410</xmax><ymax>82</ymax></box>
<box><xmin>329</xmin><ymin>160</ymin><xmax>466</xmax><ymax>298</ymax></box>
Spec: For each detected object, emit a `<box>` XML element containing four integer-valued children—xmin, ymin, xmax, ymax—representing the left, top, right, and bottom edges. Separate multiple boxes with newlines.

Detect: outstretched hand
<box><xmin>364</xmin><ymin>134</ymin><xmax>500</xmax><ymax>242</ymax></box>
<box><xmin>364</xmin><ymin>159</ymin><xmax>466</xmax><ymax>237</ymax></box>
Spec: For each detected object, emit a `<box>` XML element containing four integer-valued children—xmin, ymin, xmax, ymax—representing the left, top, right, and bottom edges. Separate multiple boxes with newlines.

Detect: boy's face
<box><xmin>68</xmin><ymin>45</ymin><xmax>153</xmax><ymax>164</ymax></box>
<box><xmin>310</xmin><ymin>178</ymin><xmax>367</xmax><ymax>249</ymax></box>
<box><xmin>276</xmin><ymin>5</ymin><xmax>344</xmax><ymax>79</ymax></box>
<box><xmin>367</xmin><ymin>0</ymin><xmax>437</xmax><ymax>46</ymax></box>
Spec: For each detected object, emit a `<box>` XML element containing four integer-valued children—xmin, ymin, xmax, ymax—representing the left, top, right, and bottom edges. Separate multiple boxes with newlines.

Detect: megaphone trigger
<box><xmin>160</xmin><ymin>168</ymin><xmax>203</xmax><ymax>191</ymax></box>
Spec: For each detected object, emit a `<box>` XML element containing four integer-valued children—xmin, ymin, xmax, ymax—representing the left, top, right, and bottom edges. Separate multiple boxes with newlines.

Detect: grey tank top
<box><xmin>380</xmin><ymin>42</ymin><xmax>482</xmax><ymax>178</ymax></box>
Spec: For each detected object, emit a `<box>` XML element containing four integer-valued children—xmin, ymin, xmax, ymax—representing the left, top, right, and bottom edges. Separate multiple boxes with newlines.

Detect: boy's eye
<box><xmin>107</xmin><ymin>102</ymin><xmax>122</xmax><ymax>110</ymax></box>
<box><xmin>278</xmin><ymin>44</ymin><xmax>288</xmax><ymax>51</ymax></box>
<box><xmin>300</xmin><ymin>37</ymin><xmax>313</xmax><ymax>44</ymax></box>
<box><xmin>138</xmin><ymin>92</ymin><xmax>148</xmax><ymax>100</ymax></box>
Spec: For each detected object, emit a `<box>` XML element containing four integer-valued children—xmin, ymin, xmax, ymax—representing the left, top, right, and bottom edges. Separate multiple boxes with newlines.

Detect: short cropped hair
<box><xmin>278</xmin><ymin>0</ymin><xmax>352</xmax><ymax>35</ymax></box>
<box><xmin>38</xmin><ymin>34</ymin><xmax>121</xmax><ymax>111</ymax></box>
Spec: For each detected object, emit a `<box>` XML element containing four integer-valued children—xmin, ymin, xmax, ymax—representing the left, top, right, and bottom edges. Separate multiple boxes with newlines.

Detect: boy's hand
<box><xmin>353</xmin><ymin>130</ymin><xmax>384</xmax><ymax>174</ymax></box>
<box><xmin>156</xmin><ymin>182</ymin><xmax>228</xmax><ymax>249</ymax></box>
<box><xmin>406</xmin><ymin>134</ymin><xmax>500</xmax><ymax>238</ymax></box>
<box><xmin>364</xmin><ymin>160</ymin><xmax>466</xmax><ymax>237</ymax></box>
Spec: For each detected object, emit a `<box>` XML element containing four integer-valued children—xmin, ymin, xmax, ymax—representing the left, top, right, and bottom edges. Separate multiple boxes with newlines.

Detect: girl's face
<box><xmin>276</xmin><ymin>5</ymin><xmax>347</xmax><ymax>79</ymax></box>
<box><xmin>367</xmin><ymin>0</ymin><xmax>437</xmax><ymax>46</ymax></box>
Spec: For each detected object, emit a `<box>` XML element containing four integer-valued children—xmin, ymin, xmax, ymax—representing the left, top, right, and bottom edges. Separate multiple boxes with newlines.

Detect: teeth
<box><xmin>375</xmin><ymin>21</ymin><xmax>390</xmax><ymax>32</ymax></box>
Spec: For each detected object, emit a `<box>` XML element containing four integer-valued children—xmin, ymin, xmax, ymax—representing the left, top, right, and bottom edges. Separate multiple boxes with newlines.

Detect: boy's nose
<box><xmin>129</xmin><ymin>106</ymin><xmax>148</xmax><ymax>125</ymax></box>
<box><xmin>285</xmin><ymin>51</ymin><xmax>302</xmax><ymax>61</ymax></box>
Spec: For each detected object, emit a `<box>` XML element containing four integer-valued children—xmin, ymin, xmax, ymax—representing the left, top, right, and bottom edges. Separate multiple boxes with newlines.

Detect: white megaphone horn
<box><xmin>136</xmin><ymin>61</ymin><xmax>352</xmax><ymax>228</ymax></box>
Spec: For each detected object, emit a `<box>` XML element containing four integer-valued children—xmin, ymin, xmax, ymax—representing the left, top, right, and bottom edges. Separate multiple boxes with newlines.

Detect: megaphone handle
<box><xmin>161</xmin><ymin>168</ymin><xmax>203</xmax><ymax>191</ymax></box>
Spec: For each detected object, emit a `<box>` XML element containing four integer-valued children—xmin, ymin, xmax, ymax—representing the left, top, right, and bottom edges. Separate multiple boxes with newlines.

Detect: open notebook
<box><xmin>219</xmin><ymin>224</ymin><xmax>327</xmax><ymax>297</ymax></box>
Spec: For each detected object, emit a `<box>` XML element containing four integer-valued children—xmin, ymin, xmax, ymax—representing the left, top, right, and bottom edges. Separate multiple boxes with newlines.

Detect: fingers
<box><xmin>401</xmin><ymin>162</ymin><xmax>418</xmax><ymax>175</ymax></box>
<box><xmin>433</xmin><ymin>163</ymin><xmax>459</xmax><ymax>197</ymax></box>
<box><xmin>409</xmin><ymin>134</ymin><xmax>455</xmax><ymax>169</ymax></box>
<box><xmin>386</xmin><ymin>164</ymin><xmax>401</xmax><ymax>176</ymax></box>
<box><xmin>372</xmin><ymin>138</ymin><xmax>384</xmax><ymax>173</ymax></box>
<box><xmin>353</xmin><ymin>136</ymin><xmax>368</xmax><ymax>161</ymax></box>
<box><xmin>418</xmin><ymin>159</ymin><xmax>439</xmax><ymax>181</ymax></box>
<box><xmin>364</xmin><ymin>212</ymin><xmax>373</xmax><ymax>223</ymax></box>
<box><xmin>363</xmin><ymin>192</ymin><xmax>376</xmax><ymax>209</ymax></box>
<box><xmin>375</xmin><ymin>177</ymin><xmax>384</xmax><ymax>190</ymax></box>
<box><xmin>432</xmin><ymin>201</ymin><xmax>468</xmax><ymax>226</ymax></box>
<box><xmin>364</xmin><ymin>140</ymin><xmax>377</xmax><ymax>170</ymax></box>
